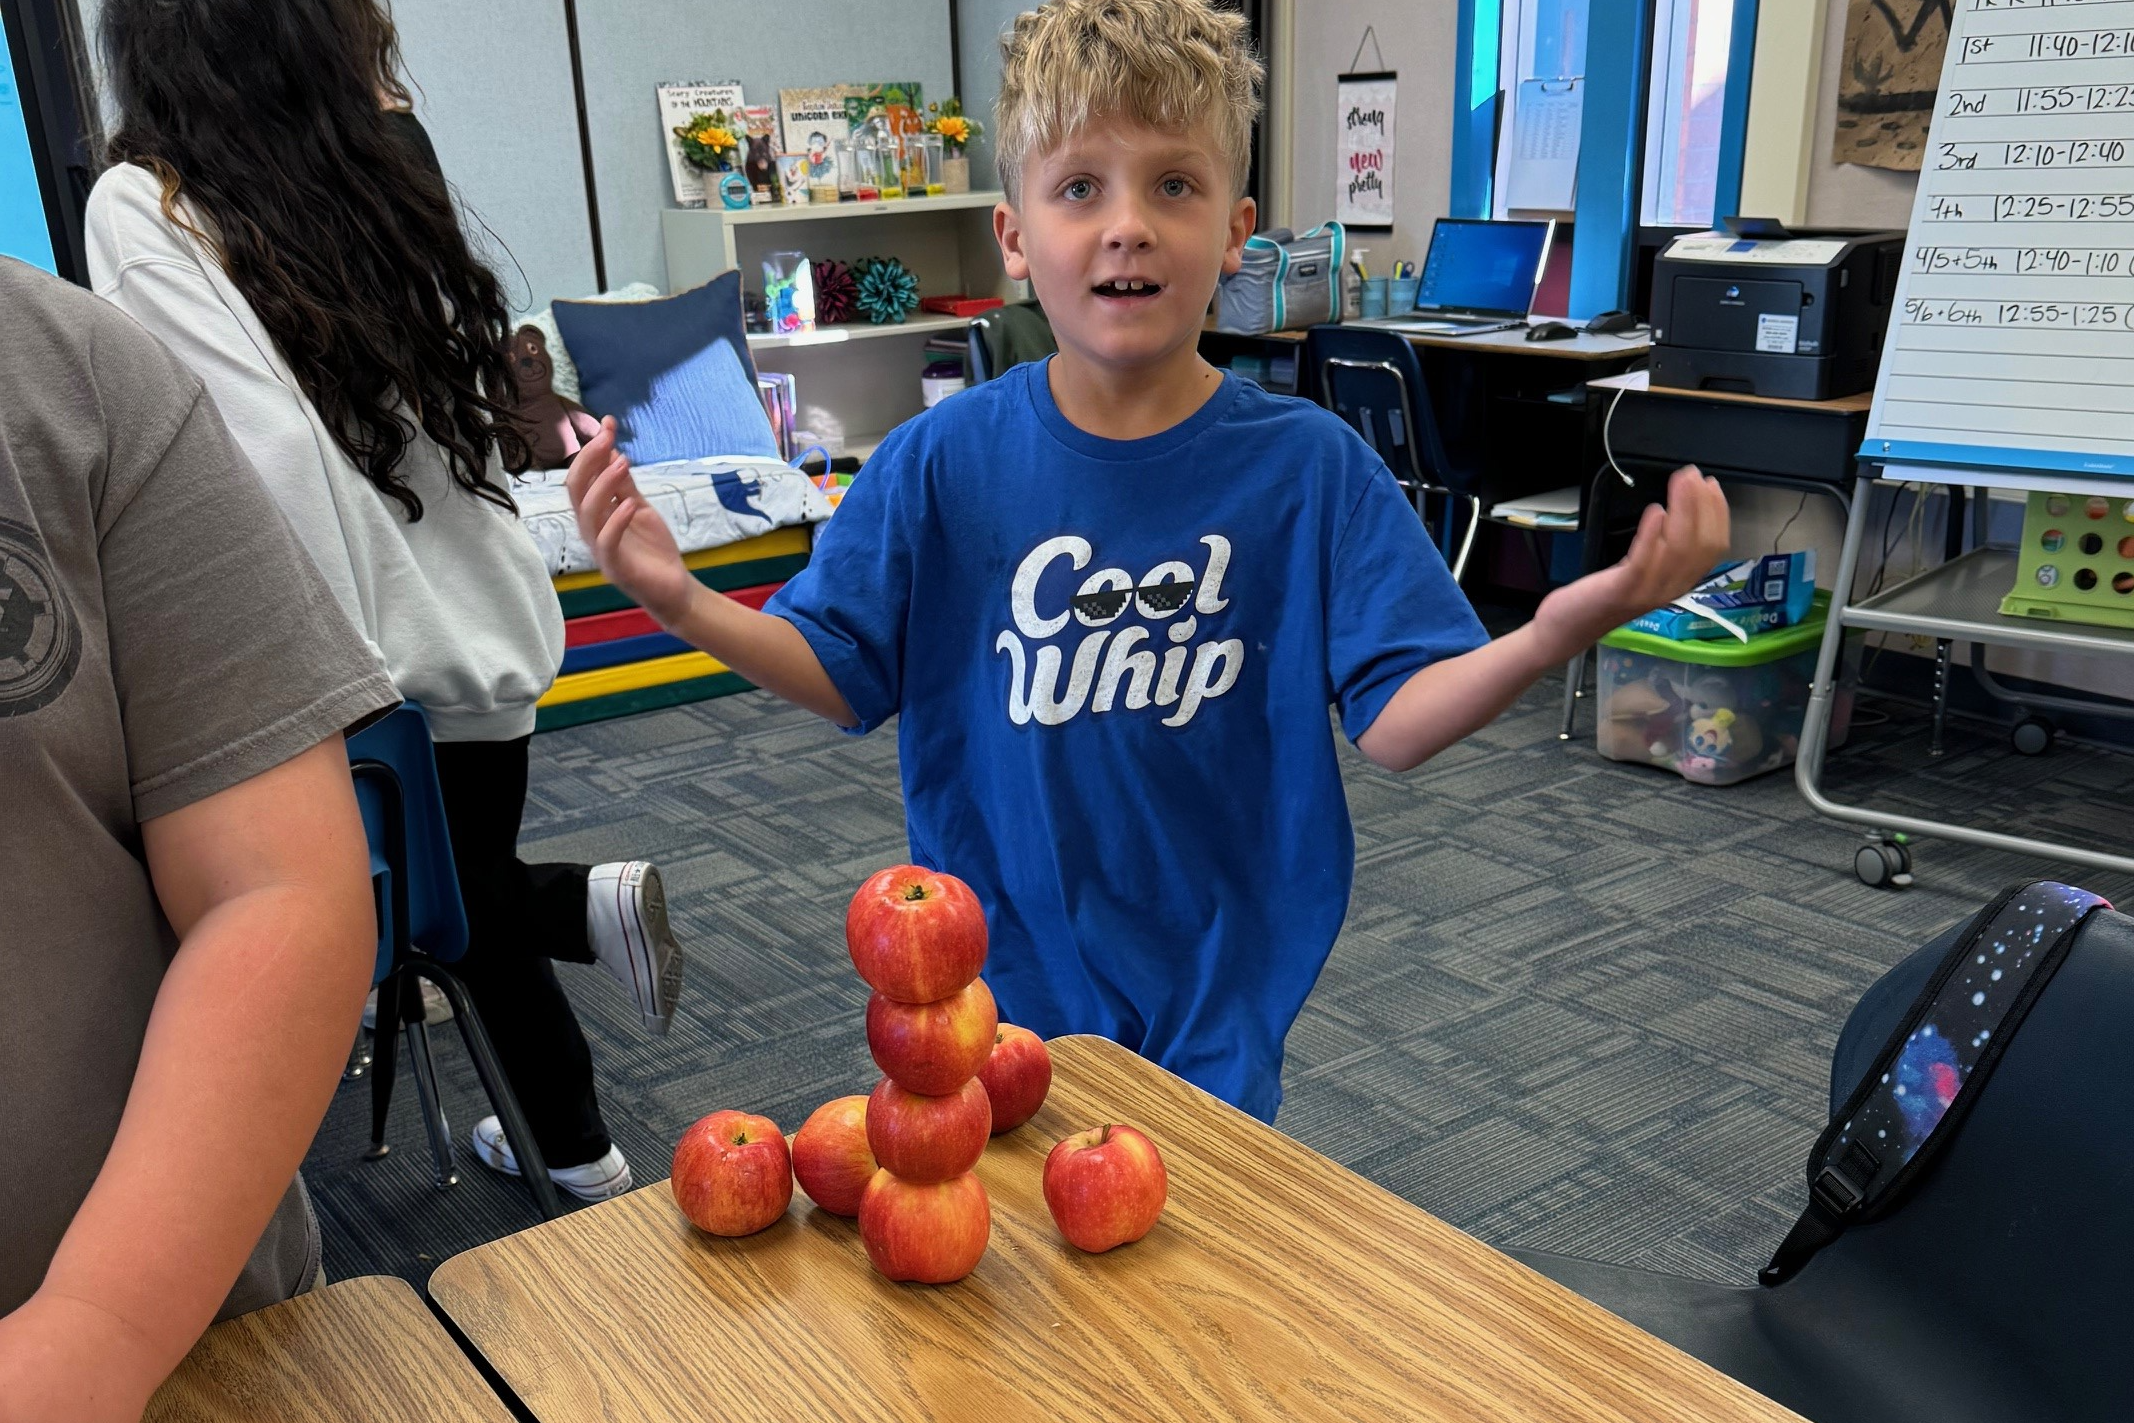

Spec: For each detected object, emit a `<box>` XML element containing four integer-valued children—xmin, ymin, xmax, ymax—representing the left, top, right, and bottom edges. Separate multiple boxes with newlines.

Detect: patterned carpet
<box><xmin>304</xmin><ymin>647</ymin><xmax>2134</xmax><ymax>1294</ymax></box>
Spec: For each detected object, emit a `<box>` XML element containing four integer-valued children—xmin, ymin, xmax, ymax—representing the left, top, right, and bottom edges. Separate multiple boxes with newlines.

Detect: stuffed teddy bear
<box><xmin>1597</xmin><ymin>676</ymin><xmax>1677</xmax><ymax>766</ymax></box>
<box><xmin>506</xmin><ymin>325</ymin><xmax>601</xmax><ymax>471</ymax></box>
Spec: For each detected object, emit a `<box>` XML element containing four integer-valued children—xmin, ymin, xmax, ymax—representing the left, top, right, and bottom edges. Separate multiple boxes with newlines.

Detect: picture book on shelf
<box><xmin>844</xmin><ymin>82</ymin><xmax>925</xmax><ymax>135</ymax></box>
<box><xmin>657</xmin><ymin>81</ymin><xmax>746</xmax><ymax>206</ymax></box>
<box><xmin>778</xmin><ymin>85</ymin><xmax>863</xmax><ymax>172</ymax></box>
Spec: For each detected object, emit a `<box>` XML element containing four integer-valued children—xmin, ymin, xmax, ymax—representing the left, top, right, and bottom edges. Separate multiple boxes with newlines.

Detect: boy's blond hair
<box><xmin>994</xmin><ymin>0</ymin><xmax>1264</xmax><ymax>204</ymax></box>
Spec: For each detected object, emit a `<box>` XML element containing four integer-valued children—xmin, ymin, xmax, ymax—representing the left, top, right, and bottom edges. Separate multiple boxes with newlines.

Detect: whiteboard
<box><xmin>1864</xmin><ymin>0</ymin><xmax>2134</xmax><ymax>480</ymax></box>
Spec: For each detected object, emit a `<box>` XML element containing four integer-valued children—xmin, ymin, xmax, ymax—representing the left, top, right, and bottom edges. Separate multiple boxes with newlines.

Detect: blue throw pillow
<box><xmin>552</xmin><ymin>272</ymin><xmax>779</xmax><ymax>464</ymax></box>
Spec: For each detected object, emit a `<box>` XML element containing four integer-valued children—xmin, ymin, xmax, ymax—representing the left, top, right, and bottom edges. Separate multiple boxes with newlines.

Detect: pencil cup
<box><xmin>1359</xmin><ymin>278</ymin><xmax>1389</xmax><ymax>318</ymax></box>
<box><xmin>1389</xmin><ymin>276</ymin><xmax>1421</xmax><ymax>311</ymax></box>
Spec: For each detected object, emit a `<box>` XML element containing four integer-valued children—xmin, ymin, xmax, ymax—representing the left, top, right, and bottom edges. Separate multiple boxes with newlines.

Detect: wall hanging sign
<box><xmin>1336</xmin><ymin>30</ymin><xmax>1396</xmax><ymax>231</ymax></box>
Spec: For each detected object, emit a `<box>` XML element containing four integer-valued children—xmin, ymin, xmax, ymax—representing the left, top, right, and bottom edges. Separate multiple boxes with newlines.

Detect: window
<box><xmin>1640</xmin><ymin>0</ymin><xmax>1738</xmax><ymax>229</ymax></box>
<box><xmin>1491</xmin><ymin>0</ymin><xmax>1590</xmax><ymax>219</ymax></box>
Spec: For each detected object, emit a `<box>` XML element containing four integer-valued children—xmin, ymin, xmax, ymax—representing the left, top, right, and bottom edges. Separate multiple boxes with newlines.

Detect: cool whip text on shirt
<box><xmin>995</xmin><ymin>534</ymin><xmax>1243</xmax><ymax>729</ymax></box>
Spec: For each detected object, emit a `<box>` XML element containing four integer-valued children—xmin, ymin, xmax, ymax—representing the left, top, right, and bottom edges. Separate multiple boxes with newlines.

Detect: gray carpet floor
<box><xmin>304</xmin><ymin>660</ymin><xmax>2134</xmax><ymax>1293</ymax></box>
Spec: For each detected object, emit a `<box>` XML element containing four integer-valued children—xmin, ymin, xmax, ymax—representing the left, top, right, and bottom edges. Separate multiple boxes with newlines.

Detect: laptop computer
<box><xmin>1356</xmin><ymin>218</ymin><xmax>1556</xmax><ymax>335</ymax></box>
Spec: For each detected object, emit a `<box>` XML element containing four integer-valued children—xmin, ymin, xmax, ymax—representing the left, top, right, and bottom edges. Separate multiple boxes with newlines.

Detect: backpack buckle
<box><xmin>1811</xmin><ymin>1164</ymin><xmax>1864</xmax><ymax>1216</ymax></box>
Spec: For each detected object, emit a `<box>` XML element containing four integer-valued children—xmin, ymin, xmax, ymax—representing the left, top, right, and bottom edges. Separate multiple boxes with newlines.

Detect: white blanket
<box><xmin>515</xmin><ymin>457</ymin><xmax>832</xmax><ymax>577</ymax></box>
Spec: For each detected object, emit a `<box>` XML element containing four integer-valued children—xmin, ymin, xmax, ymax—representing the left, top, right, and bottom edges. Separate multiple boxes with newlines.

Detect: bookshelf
<box><xmin>662</xmin><ymin>192</ymin><xmax>1021</xmax><ymax>457</ymax></box>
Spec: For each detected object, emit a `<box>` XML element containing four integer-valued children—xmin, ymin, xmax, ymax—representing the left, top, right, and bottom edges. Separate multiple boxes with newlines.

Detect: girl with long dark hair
<box><xmin>85</xmin><ymin>0</ymin><xmax>683</xmax><ymax>1202</ymax></box>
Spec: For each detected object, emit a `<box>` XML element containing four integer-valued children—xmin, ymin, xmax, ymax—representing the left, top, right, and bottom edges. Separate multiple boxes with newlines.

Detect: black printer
<box><xmin>1648</xmin><ymin>222</ymin><xmax>1904</xmax><ymax>401</ymax></box>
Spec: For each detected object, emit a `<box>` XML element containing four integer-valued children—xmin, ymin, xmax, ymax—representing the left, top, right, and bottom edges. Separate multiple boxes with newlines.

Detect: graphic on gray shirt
<box><xmin>0</xmin><ymin>515</ymin><xmax>80</xmax><ymax>715</ymax></box>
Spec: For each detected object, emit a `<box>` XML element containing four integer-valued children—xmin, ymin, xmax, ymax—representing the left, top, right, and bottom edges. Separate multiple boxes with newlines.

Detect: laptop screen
<box><xmin>1413</xmin><ymin>219</ymin><xmax>1554</xmax><ymax>317</ymax></box>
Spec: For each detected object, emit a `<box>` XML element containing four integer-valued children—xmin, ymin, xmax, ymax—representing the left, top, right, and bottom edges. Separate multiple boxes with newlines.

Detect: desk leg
<box><xmin>1930</xmin><ymin>640</ymin><xmax>1952</xmax><ymax>757</ymax></box>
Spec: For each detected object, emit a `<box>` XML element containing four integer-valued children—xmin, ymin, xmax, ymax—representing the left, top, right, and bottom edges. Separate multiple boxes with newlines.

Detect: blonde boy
<box><xmin>570</xmin><ymin>0</ymin><xmax>1726</xmax><ymax>1120</ymax></box>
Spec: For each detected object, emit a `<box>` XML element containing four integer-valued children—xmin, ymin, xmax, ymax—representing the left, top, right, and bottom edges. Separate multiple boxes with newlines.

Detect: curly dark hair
<box><xmin>101</xmin><ymin>0</ymin><xmax>527</xmax><ymax>520</ymax></box>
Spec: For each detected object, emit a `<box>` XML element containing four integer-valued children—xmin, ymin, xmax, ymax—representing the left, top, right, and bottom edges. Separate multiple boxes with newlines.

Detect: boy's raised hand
<box><xmin>566</xmin><ymin>417</ymin><xmax>697</xmax><ymax>628</ymax></box>
<box><xmin>1532</xmin><ymin>465</ymin><xmax>1731</xmax><ymax>659</ymax></box>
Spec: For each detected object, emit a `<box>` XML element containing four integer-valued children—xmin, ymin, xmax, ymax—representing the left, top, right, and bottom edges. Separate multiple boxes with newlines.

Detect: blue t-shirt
<box><xmin>769</xmin><ymin>360</ymin><xmax>1487</xmax><ymax>1120</ymax></box>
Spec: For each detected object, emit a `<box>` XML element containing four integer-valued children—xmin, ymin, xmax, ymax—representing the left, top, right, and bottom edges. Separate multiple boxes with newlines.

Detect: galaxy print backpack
<box><xmin>1760</xmin><ymin>880</ymin><xmax>2112</xmax><ymax>1287</ymax></box>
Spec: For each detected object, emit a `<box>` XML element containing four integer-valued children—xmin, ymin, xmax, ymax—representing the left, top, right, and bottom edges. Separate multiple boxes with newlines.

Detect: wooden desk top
<box><xmin>431</xmin><ymin>1036</ymin><xmax>1800</xmax><ymax>1423</ymax></box>
<box><xmin>1589</xmin><ymin>369</ymin><xmax>1874</xmax><ymax>414</ymax></box>
<box><xmin>145</xmin><ymin>1275</ymin><xmax>514</xmax><ymax>1423</ymax></box>
<box><xmin>1205</xmin><ymin>318</ymin><xmax>1650</xmax><ymax>361</ymax></box>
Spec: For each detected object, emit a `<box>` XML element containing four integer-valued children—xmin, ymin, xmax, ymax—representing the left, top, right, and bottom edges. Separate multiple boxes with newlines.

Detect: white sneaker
<box><xmin>586</xmin><ymin>861</ymin><xmax>684</xmax><ymax>1036</ymax></box>
<box><xmin>469</xmin><ymin>1115</ymin><xmax>634</xmax><ymax>1203</ymax></box>
<box><xmin>360</xmin><ymin>980</ymin><xmax>453</xmax><ymax>1030</ymax></box>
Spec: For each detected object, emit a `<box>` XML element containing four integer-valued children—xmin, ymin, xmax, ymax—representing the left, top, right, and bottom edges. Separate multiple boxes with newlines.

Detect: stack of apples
<box><xmin>843</xmin><ymin>865</ymin><xmax>998</xmax><ymax>1284</ymax></box>
<box><xmin>677</xmin><ymin>863</ymin><xmax>1166</xmax><ymax>1280</ymax></box>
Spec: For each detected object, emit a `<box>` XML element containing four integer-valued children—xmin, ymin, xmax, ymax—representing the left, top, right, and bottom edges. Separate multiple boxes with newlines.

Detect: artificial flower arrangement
<box><xmin>673</xmin><ymin>109</ymin><xmax>741</xmax><ymax>171</ymax></box>
<box><xmin>925</xmin><ymin>97</ymin><xmax>981</xmax><ymax>153</ymax></box>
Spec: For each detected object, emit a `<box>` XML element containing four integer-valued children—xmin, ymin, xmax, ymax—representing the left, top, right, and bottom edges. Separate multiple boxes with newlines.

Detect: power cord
<box><xmin>1601</xmin><ymin>385</ymin><xmax>1634</xmax><ymax>487</ymax></box>
<box><xmin>1770</xmin><ymin>489</ymin><xmax>1811</xmax><ymax>554</ymax></box>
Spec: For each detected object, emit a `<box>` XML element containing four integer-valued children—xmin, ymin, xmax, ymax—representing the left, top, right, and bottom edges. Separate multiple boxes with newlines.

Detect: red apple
<box><xmin>790</xmin><ymin>1095</ymin><xmax>876</xmax><ymax>1217</ymax></box>
<box><xmin>671</xmin><ymin>1109</ymin><xmax>792</xmax><ymax>1237</ymax></box>
<box><xmin>1043</xmin><ymin>1124</ymin><xmax>1168</xmax><ymax>1253</ymax></box>
<box><xmin>846</xmin><ymin>865</ymin><xmax>988</xmax><ymax>1004</ymax></box>
<box><xmin>865</xmin><ymin>1075</ymin><xmax>991</xmax><ymax>1183</ymax></box>
<box><xmin>977</xmin><ymin>1023</ymin><xmax>1053</xmax><ymax>1133</ymax></box>
<box><xmin>858</xmin><ymin>1169</ymin><xmax>991</xmax><ymax>1284</ymax></box>
<box><xmin>865</xmin><ymin>978</ymin><xmax>998</xmax><ymax>1095</ymax></box>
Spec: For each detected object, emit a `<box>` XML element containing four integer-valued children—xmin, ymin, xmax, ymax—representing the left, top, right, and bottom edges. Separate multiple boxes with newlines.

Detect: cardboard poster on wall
<box><xmin>1834</xmin><ymin>0</ymin><xmax>1950</xmax><ymax>171</ymax></box>
<box><xmin>1336</xmin><ymin>71</ymin><xmax>1396</xmax><ymax>231</ymax></box>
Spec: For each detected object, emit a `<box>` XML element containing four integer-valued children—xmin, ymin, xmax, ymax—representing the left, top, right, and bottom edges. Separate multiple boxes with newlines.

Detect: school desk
<box><xmin>145</xmin><ymin>1275</ymin><xmax>513</xmax><ymax>1423</ymax></box>
<box><xmin>1205</xmin><ymin>321</ymin><xmax>1647</xmax><ymax>574</ymax></box>
<box><xmin>1584</xmin><ymin>370</ymin><xmax>1873</xmax><ymax>494</ymax></box>
<box><xmin>428</xmin><ymin>1034</ymin><xmax>1802</xmax><ymax>1423</ymax></box>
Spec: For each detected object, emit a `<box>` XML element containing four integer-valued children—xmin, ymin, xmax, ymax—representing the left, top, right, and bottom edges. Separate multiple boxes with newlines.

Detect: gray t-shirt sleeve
<box><xmin>94</xmin><ymin>372</ymin><xmax>398</xmax><ymax>823</ymax></box>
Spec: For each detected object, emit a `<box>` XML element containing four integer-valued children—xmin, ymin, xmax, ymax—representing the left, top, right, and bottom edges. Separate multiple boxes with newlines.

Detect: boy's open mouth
<box><xmin>1093</xmin><ymin>279</ymin><xmax>1164</xmax><ymax>299</ymax></box>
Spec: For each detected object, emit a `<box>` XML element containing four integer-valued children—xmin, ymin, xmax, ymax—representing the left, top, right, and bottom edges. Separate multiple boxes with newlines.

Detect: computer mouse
<box><xmin>1525</xmin><ymin>320</ymin><xmax>1577</xmax><ymax>342</ymax></box>
<box><xmin>1584</xmin><ymin>309</ymin><xmax>1640</xmax><ymax>335</ymax></box>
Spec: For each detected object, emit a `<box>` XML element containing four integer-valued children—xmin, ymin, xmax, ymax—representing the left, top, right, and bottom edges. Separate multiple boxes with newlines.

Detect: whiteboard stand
<box><xmin>1795</xmin><ymin>466</ymin><xmax>2134</xmax><ymax>889</ymax></box>
<box><xmin>1796</xmin><ymin>0</ymin><xmax>2134</xmax><ymax>888</ymax></box>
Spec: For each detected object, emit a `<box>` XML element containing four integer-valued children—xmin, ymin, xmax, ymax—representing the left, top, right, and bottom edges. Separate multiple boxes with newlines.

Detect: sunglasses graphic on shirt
<box><xmin>1070</xmin><ymin>578</ymin><xmax>1197</xmax><ymax>624</ymax></box>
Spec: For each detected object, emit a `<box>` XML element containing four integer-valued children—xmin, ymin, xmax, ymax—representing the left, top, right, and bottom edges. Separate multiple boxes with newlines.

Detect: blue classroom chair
<box><xmin>347</xmin><ymin>705</ymin><xmax>561</xmax><ymax>1220</ymax></box>
<box><xmin>1302</xmin><ymin>324</ymin><xmax>1489</xmax><ymax>582</ymax></box>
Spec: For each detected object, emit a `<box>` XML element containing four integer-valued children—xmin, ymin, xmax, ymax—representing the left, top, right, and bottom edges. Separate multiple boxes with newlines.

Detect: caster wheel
<box><xmin>2012</xmin><ymin>716</ymin><xmax>2055</xmax><ymax>756</ymax></box>
<box><xmin>1855</xmin><ymin>839</ymin><xmax>1914</xmax><ymax>889</ymax></box>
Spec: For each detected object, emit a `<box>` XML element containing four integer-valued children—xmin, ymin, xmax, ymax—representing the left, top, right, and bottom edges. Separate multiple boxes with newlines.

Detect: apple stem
<box><xmin>1097</xmin><ymin>1125</ymin><xmax>1112</xmax><ymax>1147</ymax></box>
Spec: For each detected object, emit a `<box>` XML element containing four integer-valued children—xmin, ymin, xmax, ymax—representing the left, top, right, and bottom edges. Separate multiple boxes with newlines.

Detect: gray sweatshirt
<box><xmin>85</xmin><ymin>161</ymin><xmax>563</xmax><ymax>742</ymax></box>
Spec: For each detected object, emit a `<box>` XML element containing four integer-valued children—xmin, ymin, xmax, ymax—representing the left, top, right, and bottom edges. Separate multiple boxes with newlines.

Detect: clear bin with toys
<box><xmin>1595</xmin><ymin>594</ymin><xmax>1860</xmax><ymax>786</ymax></box>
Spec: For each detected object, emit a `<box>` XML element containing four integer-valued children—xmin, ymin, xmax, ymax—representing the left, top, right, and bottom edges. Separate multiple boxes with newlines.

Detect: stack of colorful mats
<box><xmin>536</xmin><ymin>525</ymin><xmax>813</xmax><ymax>731</ymax></box>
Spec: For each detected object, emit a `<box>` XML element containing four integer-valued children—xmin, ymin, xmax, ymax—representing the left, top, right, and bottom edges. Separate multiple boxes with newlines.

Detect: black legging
<box><xmin>431</xmin><ymin>736</ymin><xmax>610</xmax><ymax>1168</ymax></box>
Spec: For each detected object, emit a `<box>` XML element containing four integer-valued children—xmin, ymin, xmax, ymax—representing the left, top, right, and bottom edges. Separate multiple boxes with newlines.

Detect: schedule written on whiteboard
<box><xmin>1866</xmin><ymin>0</ymin><xmax>2134</xmax><ymax>479</ymax></box>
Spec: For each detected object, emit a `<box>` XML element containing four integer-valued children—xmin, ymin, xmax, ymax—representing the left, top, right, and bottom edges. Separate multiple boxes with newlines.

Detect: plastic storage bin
<box><xmin>1595</xmin><ymin>595</ymin><xmax>1859</xmax><ymax>786</ymax></box>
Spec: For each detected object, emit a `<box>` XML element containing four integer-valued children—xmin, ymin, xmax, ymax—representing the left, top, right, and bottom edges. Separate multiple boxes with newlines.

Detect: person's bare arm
<box><xmin>566</xmin><ymin>420</ymin><xmax>854</xmax><ymax>725</ymax></box>
<box><xmin>0</xmin><ymin>737</ymin><xmax>375</xmax><ymax>1423</ymax></box>
<box><xmin>1356</xmin><ymin>466</ymin><xmax>1730</xmax><ymax>772</ymax></box>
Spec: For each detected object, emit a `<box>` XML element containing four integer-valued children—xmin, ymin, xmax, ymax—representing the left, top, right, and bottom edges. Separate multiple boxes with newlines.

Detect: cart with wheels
<box><xmin>1795</xmin><ymin>470</ymin><xmax>2134</xmax><ymax>889</ymax></box>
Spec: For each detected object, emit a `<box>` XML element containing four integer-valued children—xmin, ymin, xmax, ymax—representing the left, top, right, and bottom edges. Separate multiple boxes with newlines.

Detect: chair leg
<box><xmin>1559</xmin><ymin>650</ymin><xmax>1586</xmax><ymax>741</ymax></box>
<box><xmin>1451</xmin><ymin>495</ymin><xmax>1483</xmax><ymax>583</ymax></box>
<box><xmin>363</xmin><ymin>973</ymin><xmax>404</xmax><ymax>1161</ymax></box>
<box><xmin>416</xmin><ymin>963</ymin><xmax>565</xmax><ymax>1221</ymax></box>
<box><xmin>344</xmin><ymin>1028</ymin><xmax>373</xmax><ymax>1081</ymax></box>
<box><xmin>402</xmin><ymin>1018</ymin><xmax>459</xmax><ymax>1190</ymax></box>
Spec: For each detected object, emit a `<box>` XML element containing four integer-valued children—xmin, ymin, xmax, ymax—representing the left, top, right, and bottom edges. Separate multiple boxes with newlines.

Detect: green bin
<box><xmin>1595</xmin><ymin>593</ymin><xmax>1860</xmax><ymax>786</ymax></box>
